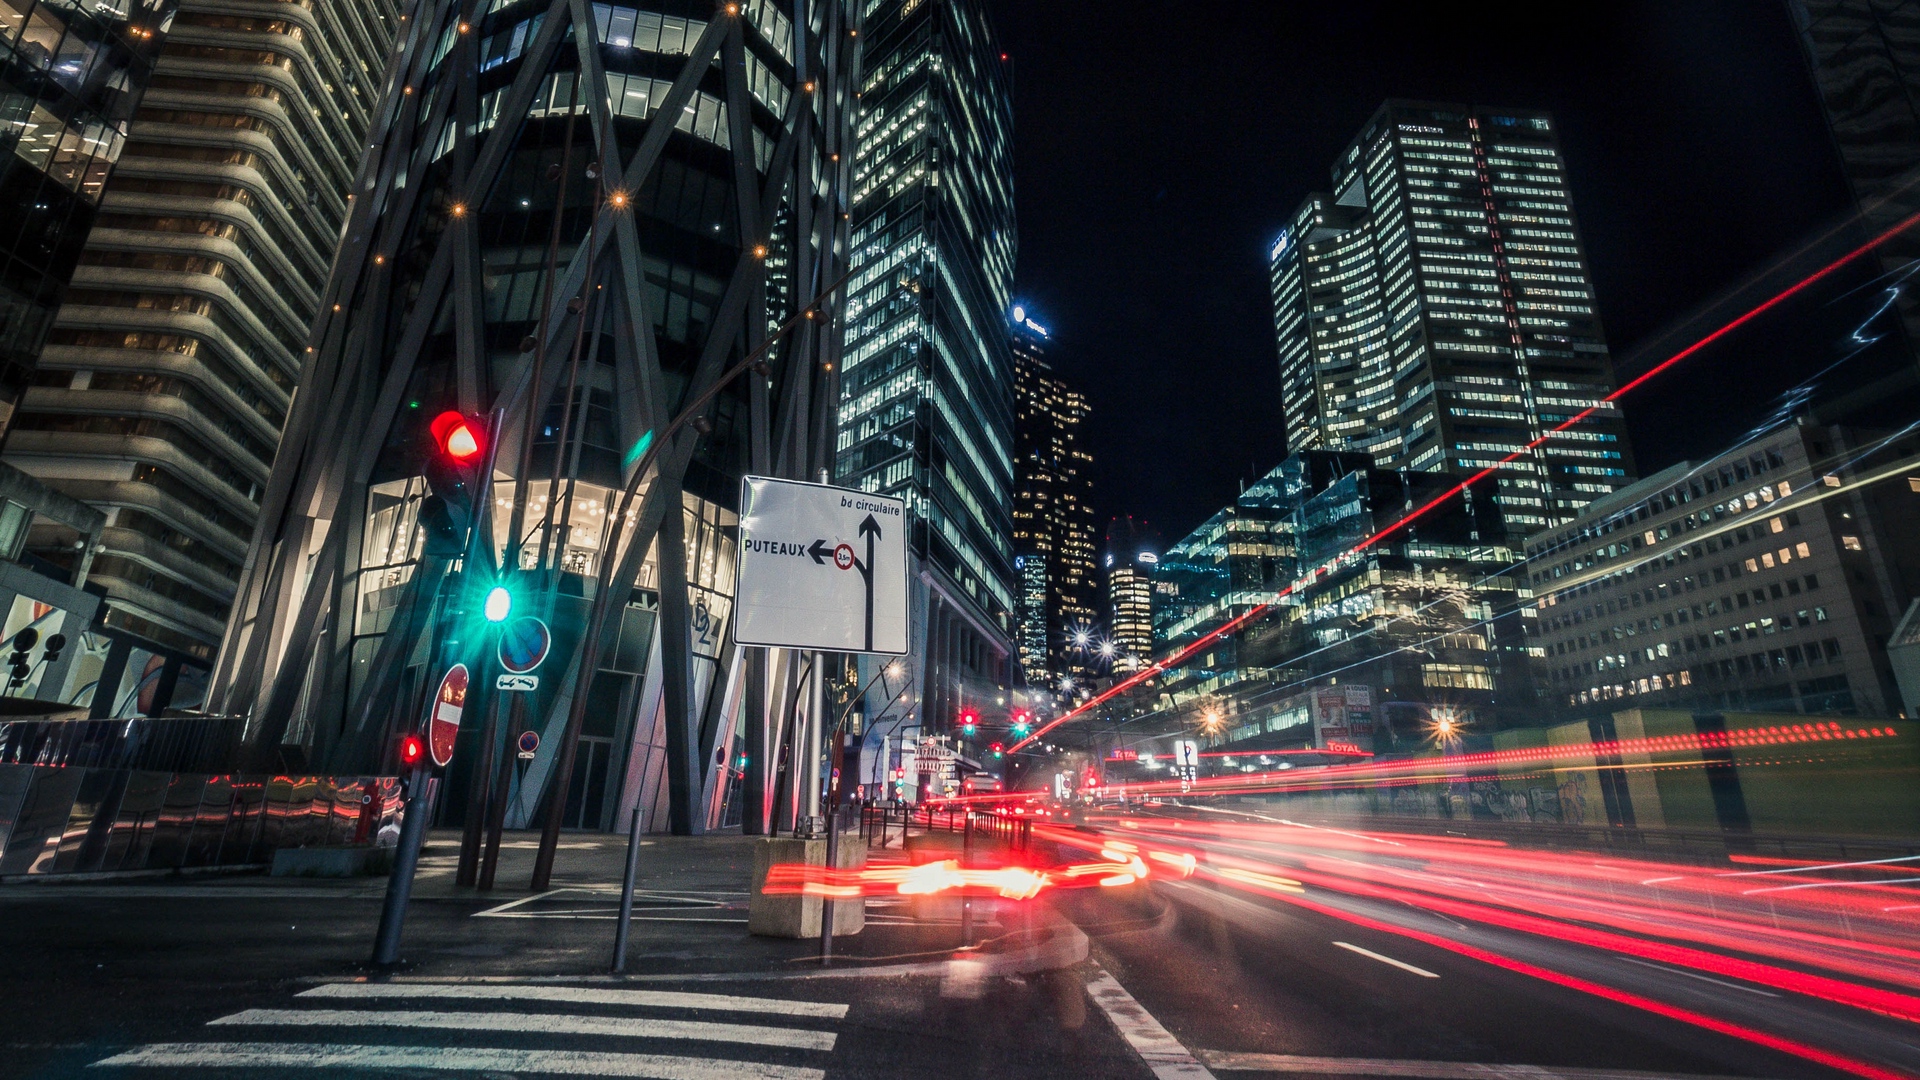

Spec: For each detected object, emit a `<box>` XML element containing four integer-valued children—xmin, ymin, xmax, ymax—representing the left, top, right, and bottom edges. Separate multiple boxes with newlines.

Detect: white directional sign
<box><xmin>733</xmin><ymin>476</ymin><xmax>908</xmax><ymax>654</ymax></box>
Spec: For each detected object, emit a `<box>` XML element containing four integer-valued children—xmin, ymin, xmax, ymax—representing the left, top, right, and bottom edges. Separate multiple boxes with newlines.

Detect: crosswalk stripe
<box><xmin>209</xmin><ymin>1008</ymin><xmax>836</xmax><ymax>1051</ymax></box>
<box><xmin>299</xmin><ymin>982</ymin><xmax>849</xmax><ymax>1019</ymax></box>
<box><xmin>89</xmin><ymin>1041</ymin><xmax>826</xmax><ymax>1079</ymax></box>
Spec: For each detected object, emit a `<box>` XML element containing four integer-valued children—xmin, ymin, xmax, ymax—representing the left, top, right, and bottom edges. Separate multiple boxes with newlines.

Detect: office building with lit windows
<box><xmin>1526</xmin><ymin>420</ymin><xmax>1920</xmax><ymax>719</ymax></box>
<box><xmin>1</xmin><ymin>0</ymin><xmax>172</xmax><ymax>433</ymax></box>
<box><xmin>1011</xmin><ymin>307</ymin><xmax>1096</xmax><ymax>684</ymax></box>
<box><xmin>1269</xmin><ymin>100</ymin><xmax>1636</xmax><ymax>531</ymax></box>
<box><xmin>837</xmin><ymin>0</ymin><xmax>1017</xmax><ymax>729</ymax></box>
<box><xmin>2</xmin><ymin>0</ymin><xmax>399</xmax><ymax>658</ymax></box>
<box><xmin>1104</xmin><ymin>516</ymin><xmax>1158</xmax><ymax>673</ymax></box>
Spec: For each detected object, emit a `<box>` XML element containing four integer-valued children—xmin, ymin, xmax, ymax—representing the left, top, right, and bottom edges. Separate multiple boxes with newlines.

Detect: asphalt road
<box><xmin>0</xmin><ymin>832</ymin><xmax>1137</xmax><ymax>1080</ymax></box>
<box><xmin>1047</xmin><ymin>807</ymin><xmax>1920</xmax><ymax>1080</ymax></box>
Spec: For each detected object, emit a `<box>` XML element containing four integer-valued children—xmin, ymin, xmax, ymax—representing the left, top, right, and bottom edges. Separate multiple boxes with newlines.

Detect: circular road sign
<box><xmin>498</xmin><ymin>616</ymin><xmax>552</xmax><ymax>674</ymax></box>
<box><xmin>429</xmin><ymin>663</ymin><xmax>469</xmax><ymax>767</ymax></box>
<box><xmin>517</xmin><ymin>730</ymin><xmax>541</xmax><ymax>757</ymax></box>
<box><xmin>833</xmin><ymin>543</ymin><xmax>854</xmax><ymax>570</ymax></box>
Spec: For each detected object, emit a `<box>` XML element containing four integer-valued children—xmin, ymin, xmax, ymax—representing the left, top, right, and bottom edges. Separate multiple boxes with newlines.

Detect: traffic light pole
<box><xmin>371</xmin><ymin>758</ymin><xmax>431</xmax><ymax>966</ymax></box>
<box><xmin>369</xmin><ymin>409</ymin><xmax>506</xmax><ymax>966</ymax></box>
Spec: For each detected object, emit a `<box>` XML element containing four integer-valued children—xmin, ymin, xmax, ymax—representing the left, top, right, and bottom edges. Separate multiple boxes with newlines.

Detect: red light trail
<box><xmin>1008</xmin><ymin>208</ymin><xmax>1920</xmax><ymax>755</ymax></box>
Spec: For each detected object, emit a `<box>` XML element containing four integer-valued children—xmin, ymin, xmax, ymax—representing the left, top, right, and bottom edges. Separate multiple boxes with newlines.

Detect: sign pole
<box><xmin>371</xmin><ymin>758</ymin><xmax>431</xmax><ymax>966</ymax></box>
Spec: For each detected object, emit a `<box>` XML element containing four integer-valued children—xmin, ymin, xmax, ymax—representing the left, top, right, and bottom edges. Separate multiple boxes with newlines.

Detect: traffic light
<box><xmin>958</xmin><ymin>707</ymin><xmax>979</xmax><ymax>737</ymax></box>
<box><xmin>419</xmin><ymin>410</ymin><xmax>489</xmax><ymax>557</ymax></box>
<box><xmin>5</xmin><ymin>628</ymin><xmax>34</xmax><ymax>688</ymax></box>
<box><xmin>1010</xmin><ymin>709</ymin><xmax>1032</xmax><ymax>737</ymax></box>
<box><xmin>990</xmin><ymin>741</ymin><xmax>1004</xmax><ymax>759</ymax></box>
<box><xmin>399</xmin><ymin>733</ymin><xmax>427</xmax><ymax>768</ymax></box>
<box><xmin>483</xmin><ymin>584</ymin><xmax>513</xmax><ymax>622</ymax></box>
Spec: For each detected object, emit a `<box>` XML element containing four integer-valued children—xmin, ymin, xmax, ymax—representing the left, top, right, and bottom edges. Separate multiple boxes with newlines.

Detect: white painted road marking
<box><xmin>299</xmin><ymin>981</ymin><xmax>850</xmax><ymax>1018</ymax></box>
<box><xmin>90</xmin><ymin>1042</ymin><xmax>824</xmax><ymax>1078</ymax></box>
<box><xmin>1611</xmin><ymin>956</ymin><xmax>1781</xmax><ymax>998</ymax></box>
<box><xmin>1083</xmin><ymin>966</ymin><xmax>1216</xmax><ymax>1080</ymax></box>
<box><xmin>210</xmin><ymin>1008</ymin><xmax>836</xmax><ymax>1051</ymax></box>
<box><xmin>1195</xmin><ymin>1049</ymin><xmax>1764</xmax><ymax>1079</ymax></box>
<box><xmin>1332</xmin><ymin>941</ymin><xmax>1439</xmax><ymax>978</ymax></box>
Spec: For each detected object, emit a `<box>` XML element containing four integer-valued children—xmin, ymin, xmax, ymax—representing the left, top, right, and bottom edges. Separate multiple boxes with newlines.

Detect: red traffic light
<box><xmin>399</xmin><ymin>733</ymin><xmax>426</xmax><ymax>767</ymax></box>
<box><xmin>429</xmin><ymin>410</ymin><xmax>484</xmax><ymax>462</ymax></box>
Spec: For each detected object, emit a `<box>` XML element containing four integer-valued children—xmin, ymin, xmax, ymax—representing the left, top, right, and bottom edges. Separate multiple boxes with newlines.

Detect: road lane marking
<box><xmin>1194</xmin><ymin>1050</ymin><xmax>1762</xmax><ymax>1079</ymax></box>
<box><xmin>1332</xmin><ymin>941</ymin><xmax>1439</xmax><ymax>978</ymax></box>
<box><xmin>89</xmin><ymin>1042</ymin><xmax>823</xmax><ymax>1078</ymax></box>
<box><xmin>298</xmin><ymin>982</ymin><xmax>849</xmax><ymax>1019</ymax></box>
<box><xmin>1083</xmin><ymin>966</ymin><xmax>1216</xmax><ymax>1080</ymax></box>
<box><xmin>1612</xmin><ymin>956</ymin><xmax>1780</xmax><ymax>998</ymax></box>
<box><xmin>209</xmin><ymin>1008</ymin><xmax>835</xmax><ymax>1051</ymax></box>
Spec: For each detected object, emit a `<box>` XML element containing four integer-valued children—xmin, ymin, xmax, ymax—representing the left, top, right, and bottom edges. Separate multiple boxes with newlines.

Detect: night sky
<box><xmin>993</xmin><ymin>3</ymin><xmax>1905</xmax><ymax>548</ymax></box>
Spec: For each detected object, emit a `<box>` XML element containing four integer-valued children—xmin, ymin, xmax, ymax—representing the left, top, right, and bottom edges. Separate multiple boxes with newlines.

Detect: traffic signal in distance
<box><xmin>399</xmin><ymin>733</ymin><xmax>427</xmax><ymax>768</ymax></box>
<box><xmin>990</xmin><ymin>742</ymin><xmax>1004</xmax><ymax>759</ymax></box>
<box><xmin>958</xmin><ymin>707</ymin><xmax>979</xmax><ymax>737</ymax></box>
<box><xmin>41</xmin><ymin>633</ymin><xmax>64</xmax><ymax>666</ymax></box>
<box><xmin>1010</xmin><ymin>709</ymin><xmax>1032</xmax><ymax>736</ymax></box>
<box><xmin>5</xmin><ymin>628</ymin><xmax>35</xmax><ymax>688</ymax></box>
<box><xmin>420</xmin><ymin>411</ymin><xmax>489</xmax><ymax>557</ymax></box>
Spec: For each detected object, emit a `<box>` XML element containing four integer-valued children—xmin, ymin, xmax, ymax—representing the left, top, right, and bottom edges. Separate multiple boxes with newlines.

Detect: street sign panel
<box><xmin>429</xmin><ymin>663</ymin><xmax>469</xmax><ymax>767</ymax></box>
<box><xmin>497</xmin><ymin>616</ymin><xmax>551</xmax><ymax>674</ymax></box>
<box><xmin>733</xmin><ymin>476</ymin><xmax>908</xmax><ymax>654</ymax></box>
<box><xmin>517</xmin><ymin>729</ymin><xmax>540</xmax><ymax>760</ymax></box>
<box><xmin>496</xmin><ymin>673</ymin><xmax>539</xmax><ymax>692</ymax></box>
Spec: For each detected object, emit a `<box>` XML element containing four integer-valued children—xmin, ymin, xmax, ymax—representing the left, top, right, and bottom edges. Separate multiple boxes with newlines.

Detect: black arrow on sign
<box><xmin>856</xmin><ymin>515</ymin><xmax>879</xmax><ymax>652</ymax></box>
<box><xmin>808</xmin><ymin>539</ymin><xmax>834</xmax><ymax>565</ymax></box>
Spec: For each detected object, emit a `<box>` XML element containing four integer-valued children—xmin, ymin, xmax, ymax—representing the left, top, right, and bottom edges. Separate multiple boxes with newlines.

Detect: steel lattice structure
<box><xmin>207</xmin><ymin>0</ymin><xmax>859</xmax><ymax>835</ymax></box>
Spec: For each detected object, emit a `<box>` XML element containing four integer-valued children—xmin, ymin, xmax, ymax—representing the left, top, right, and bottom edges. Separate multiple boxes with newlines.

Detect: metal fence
<box><xmin>0</xmin><ymin>765</ymin><xmax>401</xmax><ymax>877</ymax></box>
<box><xmin>0</xmin><ymin>713</ymin><xmax>248</xmax><ymax>774</ymax></box>
<box><xmin>858</xmin><ymin>801</ymin><xmax>1032</xmax><ymax>852</ymax></box>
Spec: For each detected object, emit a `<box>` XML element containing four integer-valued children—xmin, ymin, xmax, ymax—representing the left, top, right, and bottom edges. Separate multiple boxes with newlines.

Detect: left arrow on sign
<box><xmin>808</xmin><ymin>538</ymin><xmax>834</xmax><ymax>564</ymax></box>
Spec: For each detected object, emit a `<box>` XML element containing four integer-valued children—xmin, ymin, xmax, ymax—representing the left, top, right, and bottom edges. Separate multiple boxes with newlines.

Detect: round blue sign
<box><xmin>498</xmin><ymin>616</ymin><xmax>551</xmax><ymax>674</ymax></box>
<box><xmin>517</xmin><ymin>730</ymin><xmax>540</xmax><ymax>755</ymax></box>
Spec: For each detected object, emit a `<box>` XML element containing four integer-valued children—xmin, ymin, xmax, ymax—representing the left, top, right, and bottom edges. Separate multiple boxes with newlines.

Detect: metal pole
<box><xmin>609</xmin><ymin>799</ymin><xmax>645</xmax><ymax>972</ymax></box>
<box><xmin>797</xmin><ymin>652</ymin><xmax>824</xmax><ymax>838</ymax></box>
<box><xmin>959</xmin><ymin>809</ymin><xmax>973</xmax><ymax>947</ymax></box>
<box><xmin>819</xmin><ymin>803</ymin><xmax>838</xmax><ymax>965</ymax></box>
<box><xmin>371</xmin><ymin>762</ymin><xmax>431</xmax><ymax>966</ymax></box>
<box><xmin>477</xmin><ymin>692</ymin><xmax>523</xmax><ymax>890</ymax></box>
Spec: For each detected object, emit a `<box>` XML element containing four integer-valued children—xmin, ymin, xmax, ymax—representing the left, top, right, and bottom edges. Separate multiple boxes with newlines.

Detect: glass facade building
<box><xmin>1270</xmin><ymin>100</ymin><xmax>1636</xmax><ymax>531</ymax></box>
<box><xmin>1010</xmin><ymin>306</ymin><xmax>1095</xmax><ymax>684</ymax></box>
<box><xmin>836</xmin><ymin>0</ymin><xmax>1016</xmax><ymax>730</ymax></box>
<box><xmin>4</xmin><ymin>0</ymin><xmax>399</xmax><ymax>658</ymax></box>
<box><xmin>0</xmin><ymin>0</ymin><xmax>172</xmax><ymax>432</ymax></box>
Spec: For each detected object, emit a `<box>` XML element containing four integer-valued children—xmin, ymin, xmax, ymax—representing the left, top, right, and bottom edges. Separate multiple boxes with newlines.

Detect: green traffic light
<box><xmin>483</xmin><ymin>585</ymin><xmax>513</xmax><ymax>622</ymax></box>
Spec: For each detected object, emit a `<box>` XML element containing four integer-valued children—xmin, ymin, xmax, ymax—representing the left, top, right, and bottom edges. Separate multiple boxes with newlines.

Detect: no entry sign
<box><xmin>429</xmin><ymin>663</ymin><xmax>469</xmax><ymax>767</ymax></box>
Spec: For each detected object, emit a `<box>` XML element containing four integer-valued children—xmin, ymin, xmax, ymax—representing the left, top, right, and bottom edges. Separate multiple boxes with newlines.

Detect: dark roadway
<box><xmin>0</xmin><ymin>823</ymin><xmax>1910</xmax><ymax>1079</ymax></box>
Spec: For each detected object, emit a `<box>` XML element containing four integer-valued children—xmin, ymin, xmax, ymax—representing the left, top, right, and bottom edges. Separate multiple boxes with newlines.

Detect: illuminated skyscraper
<box><xmin>7</xmin><ymin>0</ymin><xmax>400</xmax><ymax>658</ymax></box>
<box><xmin>1010</xmin><ymin>306</ymin><xmax>1095</xmax><ymax>683</ymax></box>
<box><xmin>0</xmin><ymin>0</ymin><xmax>172</xmax><ymax>431</ymax></box>
<box><xmin>836</xmin><ymin>0</ymin><xmax>1016</xmax><ymax>728</ymax></box>
<box><xmin>1270</xmin><ymin>101</ymin><xmax>1636</xmax><ymax>530</ymax></box>
<box><xmin>1105</xmin><ymin>516</ymin><xmax>1157</xmax><ymax>672</ymax></box>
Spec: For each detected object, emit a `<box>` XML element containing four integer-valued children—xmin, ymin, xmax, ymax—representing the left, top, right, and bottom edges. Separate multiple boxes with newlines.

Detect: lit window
<box><xmin>1796</xmin><ymin>542</ymin><xmax>1811</xmax><ymax>558</ymax></box>
<box><xmin>1769</xmin><ymin>516</ymin><xmax>1784</xmax><ymax>533</ymax></box>
<box><xmin>1823</xmin><ymin>474</ymin><xmax>1842</xmax><ymax>488</ymax></box>
<box><xmin>1842</xmin><ymin>535</ymin><xmax>1862</xmax><ymax>551</ymax></box>
<box><xmin>1909</xmin><ymin>477</ymin><xmax>1920</xmax><ymax>493</ymax></box>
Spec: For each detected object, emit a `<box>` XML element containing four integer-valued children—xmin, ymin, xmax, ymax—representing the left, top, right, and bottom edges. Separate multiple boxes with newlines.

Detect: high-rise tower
<box><xmin>6</xmin><ymin>0</ymin><xmax>400</xmax><ymax>658</ymax></box>
<box><xmin>0</xmin><ymin>0</ymin><xmax>173</xmax><ymax>430</ymax></box>
<box><xmin>210</xmin><ymin>0</ymin><xmax>861</xmax><ymax>840</ymax></box>
<box><xmin>836</xmin><ymin>0</ymin><xmax>1016</xmax><ymax>730</ymax></box>
<box><xmin>1270</xmin><ymin>101</ymin><xmax>1636</xmax><ymax>530</ymax></box>
<box><xmin>1010</xmin><ymin>306</ymin><xmax>1095</xmax><ymax>684</ymax></box>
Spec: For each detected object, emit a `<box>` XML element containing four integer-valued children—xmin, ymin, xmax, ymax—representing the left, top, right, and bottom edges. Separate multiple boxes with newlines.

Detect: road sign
<box><xmin>517</xmin><ymin>729</ymin><xmax>540</xmax><ymax>760</ymax></box>
<box><xmin>497</xmin><ymin>616</ymin><xmax>551</xmax><ymax>674</ymax></box>
<box><xmin>496</xmin><ymin>673</ymin><xmax>539</xmax><ymax>692</ymax></box>
<box><xmin>733</xmin><ymin>476</ymin><xmax>908</xmax><ymax>654</ymax></box>
<box><xmin>1173</xmin><ymin>740</ymin><xmax>1199</xmax><ymax>769</ymax></box>
<box><xmin>429</xmin><ymin>664</ymin><xmax>469</xmax><ymax>767</ymax></box>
